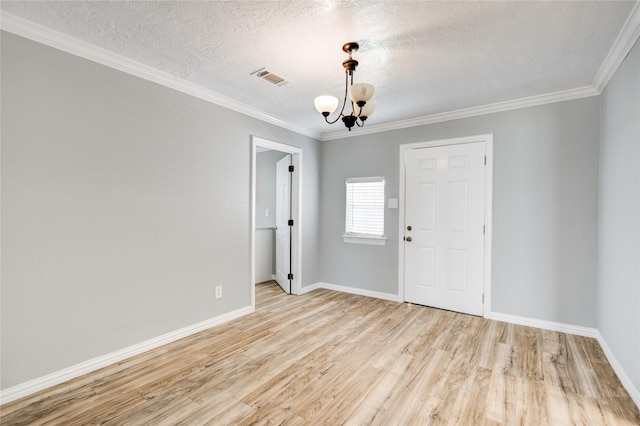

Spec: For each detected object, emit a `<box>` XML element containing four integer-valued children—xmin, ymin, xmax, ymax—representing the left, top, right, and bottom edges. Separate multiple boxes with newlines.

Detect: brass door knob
<box><xmin>406</xmin><ymin>236</ymin><xmax>412</xmax><ymax>242</ymax></box>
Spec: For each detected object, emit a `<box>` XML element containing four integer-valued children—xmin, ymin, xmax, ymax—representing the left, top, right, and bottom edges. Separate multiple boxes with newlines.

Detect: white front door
<box><xmin>275</xmin><ymin>154</ymin><xmax>292</xmax><ymax>294</ymax></box>
<box><xmin>404</xmin><ymin>142</ymin><xmax>486</xmax><ymax>316</ymax></box>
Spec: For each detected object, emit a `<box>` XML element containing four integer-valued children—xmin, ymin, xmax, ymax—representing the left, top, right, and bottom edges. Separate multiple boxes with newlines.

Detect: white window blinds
<box><xmin>345</xmin><ymin>177</ymin><xmax>385</xmax><ymax>237</ymax></box>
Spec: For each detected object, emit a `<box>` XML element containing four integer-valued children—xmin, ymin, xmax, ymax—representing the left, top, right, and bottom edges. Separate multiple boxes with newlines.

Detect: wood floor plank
<box><xmin>2</xmin><ymin>281</ymin><xmax>639</xmax><ymax>425</ymax></box>
<box><xmin>447</xmin><ymin>365</ymin><xmax>492</xmax><ymax>426</ymax></box>
<box><xmin>176</xmin><ymin>391</ymin><xmax>254</xmax><ymax>425</ymax></box>
<box><xmin>472</xmin><ymin>318</ymin><xmax>505</xmax><ymax>370</ymax></box>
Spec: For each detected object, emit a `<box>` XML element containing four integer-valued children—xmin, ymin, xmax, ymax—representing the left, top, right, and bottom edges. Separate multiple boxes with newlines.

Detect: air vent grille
<box><xmin>251</xmin><ymin>68</ymin><xmax>288</xmax><ymax>87</ymax></box>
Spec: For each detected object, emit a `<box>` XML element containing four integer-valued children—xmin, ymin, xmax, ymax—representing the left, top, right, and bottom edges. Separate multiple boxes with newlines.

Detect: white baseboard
<box><xmin>298</xmin><ymin>282</ymin><xmax>322</xmax><ymax>295</ymax></box>
<box><xmin>0</xmin><ymin>305</ymin><xmax>253</xmax><ymax>405</ymax></box>
<box><xmin>313</xmin><ymin>282</ymin><xmax>402</xmax><ymax>302</ymax></box>
<box><xmin>486</xmin><ymin>311</ymin><xmax>598</xmax><ymax>338</ymax></box>
<box><xmin>596</xmin><ymin>331</ymin><xmax>640</xmax><ymax>408</ymax></box>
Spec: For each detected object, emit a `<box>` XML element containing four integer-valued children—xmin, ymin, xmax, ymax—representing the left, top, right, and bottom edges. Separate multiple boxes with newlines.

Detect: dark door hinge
<box><xmin>287</xmin><ymin>273</ymin><xmax>293</xmax><ymax>280</ymax></box>
<box><xmin>288</xmin><ymin>219</ymin><xmax>294</xmax><ymax>226</ymax></box>
<box><xmin>288</xmin><ymin>165</ymin><xmax>294</xmax><ymax>172</ymax></box>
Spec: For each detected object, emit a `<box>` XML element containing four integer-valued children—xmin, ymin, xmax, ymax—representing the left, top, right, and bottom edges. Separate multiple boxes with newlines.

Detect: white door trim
<box><xmin>398</xmin><ymin>134</ymin><xmax>493</xmax><ymax>317</ymax></box>
<box><xmin>251</xmin><ymin>136</ymin><xmax>303</xmax><ymax>310</ymax></box>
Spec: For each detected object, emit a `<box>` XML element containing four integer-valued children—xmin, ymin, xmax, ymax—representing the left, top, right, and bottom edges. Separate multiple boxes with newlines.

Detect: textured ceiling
<box><xmin>1</xmin><ymin>1</ymin><xmax>637</xmax><ymax>139</ymax></box>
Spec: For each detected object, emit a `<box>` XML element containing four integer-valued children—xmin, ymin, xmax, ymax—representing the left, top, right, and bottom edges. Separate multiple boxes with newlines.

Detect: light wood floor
<box><xmin>2</xmin><ymin>281</ymin><xmax>639</xmax><ymax>425</ymax></box>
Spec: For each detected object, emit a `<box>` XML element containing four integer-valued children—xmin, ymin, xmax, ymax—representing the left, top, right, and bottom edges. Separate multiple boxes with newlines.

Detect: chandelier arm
<box><xmin>324</xmin><ymin>115</ymin><xmax>341</xmax><ymax>124</ymax></box>
<box><xmin>323</xmin><ymin>71</ymin><xmax>350</xmax><ymax>124</ymax></box>
<box><xmin>349</xmin><ymin>73</ymin><xmax>366</xmax><ymax>118</ymax></box>
<box><xmin>349</xmin><ymin>73</ymin><xmax>355</xmax><ymax>116</ymax></box>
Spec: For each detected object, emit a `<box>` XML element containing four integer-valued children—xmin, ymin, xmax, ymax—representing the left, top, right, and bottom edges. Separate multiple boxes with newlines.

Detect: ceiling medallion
<box><xmin>314</xmin><ymin>42</ymin><xmax>375</xmax><ymax>131</ymax></box>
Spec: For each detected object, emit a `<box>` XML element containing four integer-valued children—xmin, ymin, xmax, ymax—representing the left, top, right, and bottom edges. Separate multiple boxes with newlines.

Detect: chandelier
<box><xmin>314</xmin><ymin>42</ymin><xmax>375</xmax><ymax>131</ymax></box>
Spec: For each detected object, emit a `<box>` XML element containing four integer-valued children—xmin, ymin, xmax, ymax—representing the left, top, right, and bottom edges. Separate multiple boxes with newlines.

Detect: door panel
<box><xmin>404</xmin><ymin>142</ymin><xmax>485</xmax><ymax>316</ymax></box>
<box><xmin>275</xmin><ymin>155</ymin><xmax>291</xmax><ymax>294</ymax></box>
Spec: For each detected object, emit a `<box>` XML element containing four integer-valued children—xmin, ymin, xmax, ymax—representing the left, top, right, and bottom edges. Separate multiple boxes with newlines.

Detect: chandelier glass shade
<box><xmin>314</xmin><ymin>42</ymin><xmax>375</xmax><ymax>131</ymax></box>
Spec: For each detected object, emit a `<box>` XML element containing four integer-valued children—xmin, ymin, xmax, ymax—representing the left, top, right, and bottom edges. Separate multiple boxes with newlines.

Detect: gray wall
<box><xmin>256</xmin><ymin>150</ymin><xmax>288</xmax><ymax>229</ymax></box>
<box><xmin>598</xmin><ymin>39</ymin><xmax>640</xmax><ymax>392</ymax></box>
<box><xmin>320</xmin><ymin>98</ymin><xmax>600</xmax><ymax>328</ymax></box>
<box><xmin>0</xmin><ymin>32</ymin><xmax>321</xmax><ymax>389</ymax></box>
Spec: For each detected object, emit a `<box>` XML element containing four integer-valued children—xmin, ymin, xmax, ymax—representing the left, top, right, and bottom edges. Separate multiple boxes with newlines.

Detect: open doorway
<box><xmin>250</xmin><ymin>136</ymin><xmax>302</xmax><ymax>309</ymax></box>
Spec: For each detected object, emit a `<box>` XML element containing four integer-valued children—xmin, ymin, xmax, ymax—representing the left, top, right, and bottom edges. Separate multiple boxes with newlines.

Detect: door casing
<box><xmin>398</xmin><ymin>134</ymin><xmax>493</xmax><ymax>317</ymax></box>
<box><xmin>251</xmin><ymin>136</ymin><xmax>302</xmax><ymax>310</ymax></box>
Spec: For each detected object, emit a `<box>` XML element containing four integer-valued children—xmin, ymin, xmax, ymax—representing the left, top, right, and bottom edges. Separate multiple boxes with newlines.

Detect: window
<box><xmin>343</xmin><ymin>177</ymin><xmax>386</xmax><ymax>245</ymax></box>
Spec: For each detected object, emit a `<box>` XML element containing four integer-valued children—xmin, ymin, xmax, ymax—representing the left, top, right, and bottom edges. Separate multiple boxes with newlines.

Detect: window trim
<box><xmin>342</xmin><ymin>234</ymin><xmax>387</xmax><ymax>245</ymax></box>
<box><xmin>343</xmin><ymin>176</ymin><xmax>387</xmax><ymax>246</ymax></box>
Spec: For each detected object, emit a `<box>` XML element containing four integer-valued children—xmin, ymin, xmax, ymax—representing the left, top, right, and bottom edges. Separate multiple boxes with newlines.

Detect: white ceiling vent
<box><xmin>251</xmin><ymin>68</ymin><xmax>288</xmax><ymax>87</ymax></box>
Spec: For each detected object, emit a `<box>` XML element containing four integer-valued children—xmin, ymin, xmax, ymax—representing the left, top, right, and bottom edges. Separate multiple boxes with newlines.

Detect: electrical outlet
<box><xmin>215</xmin><ymin>285</ymin><xmax>223</xmax><ymax>299</ymax></box>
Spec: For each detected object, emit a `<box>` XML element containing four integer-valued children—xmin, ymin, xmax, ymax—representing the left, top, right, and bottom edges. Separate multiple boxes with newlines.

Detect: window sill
<box><xmin>342</xmin><ymin>235</ymin><xmax>387</xmax><ymax>246</ymax></box>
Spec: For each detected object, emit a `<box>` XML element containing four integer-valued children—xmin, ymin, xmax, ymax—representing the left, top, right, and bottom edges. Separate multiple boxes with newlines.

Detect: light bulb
<box><xmin>359</xmin><ymin>102</ymin><xmax>376</xmax><ymax>119</ymax></box>
<box><xmin>349</xmin><ymin>83</ymin><xmax>375</xmax><ymax>105</ymax></box>
<box><xmin>314</xmin><ymin>95</ymin><xmax>339</xmax><ymax>116</ymax></box>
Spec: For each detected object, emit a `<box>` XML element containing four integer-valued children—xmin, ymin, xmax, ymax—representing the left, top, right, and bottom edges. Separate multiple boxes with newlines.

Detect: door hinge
<box><xmin>482</xmin><ymin>294</ymin><xmax>485</xmax><ymax>303</ymax></box>
<box><xmin>288</xmin><ymin>219</ymin><xmax>294</xmax><ymax>226</ymax></box>
<box><xmin>484</xmin><ymin>155</ymin><xmax>487</xmax><ymax>165</ymax></box>
<box><xmin>288</xmin><ymin>165</ymin><xmax>294</xmax><ymax>172</ymax></box>
<box><xmin>287</xmin><ymin>273</ymin><xmax>293</xmax><ymax>280</ymax></box>
<box><xmin>483</xmin><ymin>225</ymin><xmax>486</xmax><ymax>234</ymax></box>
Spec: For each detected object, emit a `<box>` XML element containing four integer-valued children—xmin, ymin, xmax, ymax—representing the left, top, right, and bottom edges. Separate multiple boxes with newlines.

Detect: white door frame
<box><xmin>398</xmin><ymin>134</ymin><xmax>493</xmax><ymax>317</ymax></box>
<box><xmin>250</xmin><ymin>136</ymin><xmax>303</xmax><ymax>309</ymax></box>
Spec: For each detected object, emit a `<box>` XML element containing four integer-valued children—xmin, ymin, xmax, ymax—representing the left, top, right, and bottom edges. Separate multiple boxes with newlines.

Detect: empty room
<box><xmin>1</xmin><ymin>1</ymin><xmax>639</xmax><ymax>424</ymax></box>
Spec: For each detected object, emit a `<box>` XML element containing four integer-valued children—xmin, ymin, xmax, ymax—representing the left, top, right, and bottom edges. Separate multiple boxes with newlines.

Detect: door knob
<box><xmin>406</xmin><ymin>236</ymin><xmax>412</xmax><ymax>242</ymax></box>
<box><xmin>407</xmin><ymin>225</ymin><xmax>412</xmax><ymax>231</ymax></box>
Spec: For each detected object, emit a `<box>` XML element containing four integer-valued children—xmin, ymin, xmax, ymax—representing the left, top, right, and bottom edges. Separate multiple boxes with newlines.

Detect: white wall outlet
<box><xmin>265</xmin><ymin>208</ymin><xmax>270</xmax><ymax>217</ymax></box>
<box><xmin>388</xmin><ymin>198</ymin><xmax>398</xmax><ymax>209</ymax></box>
<box><xmin>215</xmin><ymin>285</ymin><xmax>223</xmax><ymax>299</ymax></box>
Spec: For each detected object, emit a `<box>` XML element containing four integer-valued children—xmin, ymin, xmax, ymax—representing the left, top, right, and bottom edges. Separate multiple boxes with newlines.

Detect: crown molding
<box><xmin>0</xmin><ymin>12</ymin><xmax>320</xmax><ymax>140</ymax></box>
<box><xmin>320</xmin><ymin>86</ymin><xmax>599</xmax><ymax>141</ymax></box>
<box><xmin>592</xmin><ymin>1</ymin><xmax>640</xmax><ymax>92</ymax></box>
<box><xmin>3</xmin><ymin>4</ymin><xmax>639</xmax><ymax>144</ymax></box>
